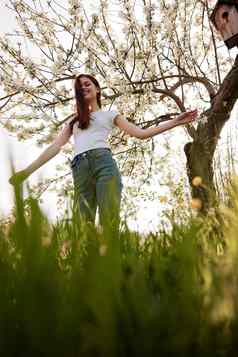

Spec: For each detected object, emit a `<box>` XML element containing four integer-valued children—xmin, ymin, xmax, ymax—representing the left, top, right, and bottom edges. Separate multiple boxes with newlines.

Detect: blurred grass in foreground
<box><xmin>1</xmin><ymin>179</ymin><xmax>238</xmax><ymax>357</ymax></box>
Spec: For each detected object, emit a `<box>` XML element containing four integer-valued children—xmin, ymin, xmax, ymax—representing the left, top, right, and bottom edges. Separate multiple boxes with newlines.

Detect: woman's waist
<box><xmin>74</xmin><ymin>136</ymin><xmax>111</xmax><ymax>152</ymax></box>
<box><xmin>71</xmin><ymin>147</ymin><xmax>112</xmax><ymax>167</ymax></box>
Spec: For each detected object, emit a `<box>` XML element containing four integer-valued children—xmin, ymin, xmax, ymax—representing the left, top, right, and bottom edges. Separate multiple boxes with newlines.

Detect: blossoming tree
<box><xmin>0</xmin><ymin>0</ymin><xmax>237</xmax><ymax>213</ymax></box>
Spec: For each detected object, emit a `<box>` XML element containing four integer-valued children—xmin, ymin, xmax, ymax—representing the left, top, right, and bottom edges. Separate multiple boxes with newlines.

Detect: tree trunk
<box><xmin>184</xmin><ymin>55</ymin><xmax>238</xmax><ymax>212</ymax></box>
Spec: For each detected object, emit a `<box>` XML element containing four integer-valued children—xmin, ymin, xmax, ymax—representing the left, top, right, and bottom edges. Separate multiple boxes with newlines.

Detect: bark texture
<box><xmin>184</xmin><ymin>55</ymin><xmax>238</xmax><ymax>211</ymax></box>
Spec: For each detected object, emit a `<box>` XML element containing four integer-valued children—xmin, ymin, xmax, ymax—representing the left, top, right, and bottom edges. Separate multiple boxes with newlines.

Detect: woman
<box><xmin>9</xmin><ymin>74</ymin><xmax>197</xmax><ymax>227</ymax></box>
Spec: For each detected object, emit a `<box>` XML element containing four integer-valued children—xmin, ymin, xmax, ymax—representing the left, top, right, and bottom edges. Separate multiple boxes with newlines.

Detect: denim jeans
<box><xmin>70</xmin><ymin>148</ymin><xmax>123</xmax><ymax>227</ymax></box>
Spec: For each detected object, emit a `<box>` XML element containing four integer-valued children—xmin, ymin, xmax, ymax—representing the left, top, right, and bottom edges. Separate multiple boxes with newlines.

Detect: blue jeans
<box><xmin>70</xmin><ymin>148</ymin><xmax>123</xmax><ymax>227</ymax></box>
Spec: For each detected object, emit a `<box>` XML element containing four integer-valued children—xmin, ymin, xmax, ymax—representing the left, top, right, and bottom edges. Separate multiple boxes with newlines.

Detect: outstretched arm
<box><xmin>114</xmin><ymin>110</ymin><xmax>198</xmax><ymax>139</ymax></box>
<box><xmin>9</xmin><ymin>119</ymin><xmax>73</xmax><ymax>185</ymax></box>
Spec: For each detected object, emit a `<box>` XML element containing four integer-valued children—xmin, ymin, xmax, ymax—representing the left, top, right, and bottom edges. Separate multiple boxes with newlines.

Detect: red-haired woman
<box><xmin>9</xmin><ymin>74</ymin><xmax>197</xmax><ymax>228</ymax></box>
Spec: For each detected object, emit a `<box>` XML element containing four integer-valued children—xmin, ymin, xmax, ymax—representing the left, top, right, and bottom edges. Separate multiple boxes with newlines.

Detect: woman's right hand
<box><xmin>9</xmin><ymin>170</ymin><xmax>29</xmax><ymax>186</ymax></box>
<box><xmin>175</xmin><ymin>109</ymin><xmax>198</xmax><ymax>126</ymax></box>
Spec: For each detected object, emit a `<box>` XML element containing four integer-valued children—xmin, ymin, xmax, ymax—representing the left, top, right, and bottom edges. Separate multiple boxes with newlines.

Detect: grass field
<box><xmin>1</xmin><ymin>183</ymin><xmax>238</xmax><ymax>357</ymax></box>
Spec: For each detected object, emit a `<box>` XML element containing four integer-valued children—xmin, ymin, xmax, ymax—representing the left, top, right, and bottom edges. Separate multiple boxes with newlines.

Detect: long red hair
<box><xmin>70</xmin><ymin>74</ymin><xmax>102</xmax><ymax>132</ymax></box>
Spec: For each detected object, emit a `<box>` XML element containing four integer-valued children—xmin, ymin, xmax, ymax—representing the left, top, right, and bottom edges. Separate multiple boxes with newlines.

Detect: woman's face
<box><xmin>79</xmin><ymin>76</ymin><xmax>99</xmax><ymax>103</ymax></box>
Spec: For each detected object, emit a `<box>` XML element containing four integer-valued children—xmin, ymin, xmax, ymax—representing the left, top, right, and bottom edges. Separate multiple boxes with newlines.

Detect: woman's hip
<box><xmin>70</xmin><ymin>148</ymin><xmax>123</xmax><ymax>187</ymax></box>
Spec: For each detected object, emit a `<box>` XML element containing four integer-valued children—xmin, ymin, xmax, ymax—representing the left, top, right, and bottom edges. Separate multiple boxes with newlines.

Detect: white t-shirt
<box><xmin>72</xmin><ymin>110</ymin><xmax>119</xmax><ymax>155</ymax></box>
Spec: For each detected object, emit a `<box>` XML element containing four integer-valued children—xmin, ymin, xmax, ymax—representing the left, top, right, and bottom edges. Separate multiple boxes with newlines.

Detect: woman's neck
<box><xmin>89</xmin><ymin>101</ymin><xmax>100</xmax><ymax>113</ymax></box>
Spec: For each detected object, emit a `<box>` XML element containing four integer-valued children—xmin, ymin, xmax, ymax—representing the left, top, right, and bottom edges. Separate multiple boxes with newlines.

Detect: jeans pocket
<box><xmin>72</xmin><ymin>157</ymin><xmax>90</xmax><ymax>191</ymax></box>
<box><xmin>70</xmin><ymin>155</ymin><xmax>81</xmax><ymax>169</ymax></box>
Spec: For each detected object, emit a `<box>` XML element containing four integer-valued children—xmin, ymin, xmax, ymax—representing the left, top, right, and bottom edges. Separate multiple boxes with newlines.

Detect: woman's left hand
<box><xmin>9</xmin><ymin>170</ymin><xmax>29</xmax><ymax>186</ymax></box>
<box><xmin>175</xmin><ymin>109</ymin><xmax>198</xmax><ymax>125</ymax></box>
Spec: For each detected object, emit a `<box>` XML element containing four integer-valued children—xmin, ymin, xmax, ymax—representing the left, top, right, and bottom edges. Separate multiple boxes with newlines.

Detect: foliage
<box><xmin>1</xmin><ymin>179</ymin><xmax>238</xmax><ymax>356</ymax></box>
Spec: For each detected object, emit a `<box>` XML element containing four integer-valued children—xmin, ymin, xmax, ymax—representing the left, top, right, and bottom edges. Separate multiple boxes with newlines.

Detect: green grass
<box><xmin>1</xmin><ymin>183</ymin><xmax>238</xmax><ymax>357</ymax></box>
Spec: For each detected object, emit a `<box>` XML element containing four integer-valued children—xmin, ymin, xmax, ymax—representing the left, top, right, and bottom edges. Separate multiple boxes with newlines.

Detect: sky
<box><xmin>0</xmin><ymin>1</ymin><xmax>15</xmax><ymax>33</ymax></box>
